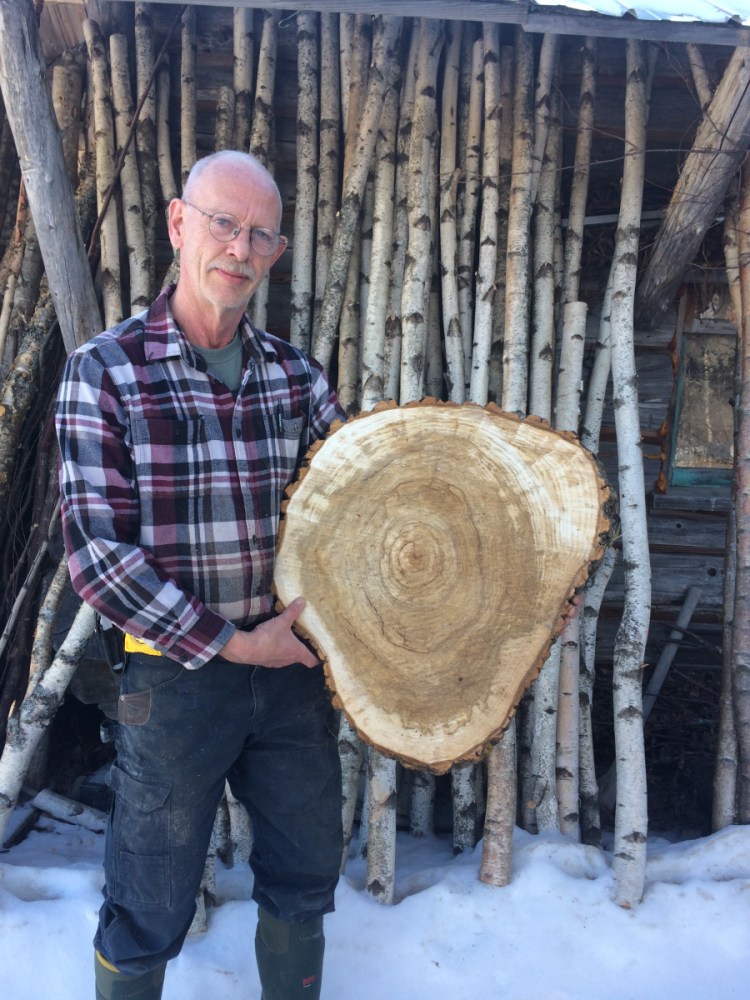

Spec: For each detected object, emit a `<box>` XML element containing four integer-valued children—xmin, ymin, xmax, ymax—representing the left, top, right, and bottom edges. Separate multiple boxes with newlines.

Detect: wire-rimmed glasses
<box><xmin>182</xmin><ymin>200</ymin><xmax>287</xmax><ymax>257</ymax></box>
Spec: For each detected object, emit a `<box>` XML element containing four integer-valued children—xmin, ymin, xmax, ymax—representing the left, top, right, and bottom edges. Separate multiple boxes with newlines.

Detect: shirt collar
<box><xmin>140</xmin><ymin>284</ymin><xmax>279</xmax><ymax>366</ymax></box>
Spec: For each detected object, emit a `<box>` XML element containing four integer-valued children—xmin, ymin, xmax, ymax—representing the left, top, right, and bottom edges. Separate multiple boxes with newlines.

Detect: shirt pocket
<box><xmin>131</xmin><ymin>416</ymin><xmax>208</xmax><ymax>498</ymax></box>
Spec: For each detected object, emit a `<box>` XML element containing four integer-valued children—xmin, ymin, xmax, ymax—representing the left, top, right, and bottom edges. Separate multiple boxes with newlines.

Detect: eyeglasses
<box><xmin>182</xmin><ymin>200</ymin><xmax>287</xmax><ymax>257</ymax></box>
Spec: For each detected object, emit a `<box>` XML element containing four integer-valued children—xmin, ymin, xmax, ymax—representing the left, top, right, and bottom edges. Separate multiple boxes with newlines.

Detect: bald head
<box><xmin>183</xmin><ymin>151</ymin><xmax>283</xmax><ymax>226</ymax></box>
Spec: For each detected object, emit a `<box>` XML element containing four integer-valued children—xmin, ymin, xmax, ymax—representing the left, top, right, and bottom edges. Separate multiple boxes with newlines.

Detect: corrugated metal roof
<box><xmin>532</xmin><ymin>0</ymin><xmax>750</xmax><ymax>26</ymax></box>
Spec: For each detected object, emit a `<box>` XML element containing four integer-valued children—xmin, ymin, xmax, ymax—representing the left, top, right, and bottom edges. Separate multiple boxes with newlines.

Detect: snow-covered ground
<box><xmin>1</xmin><ymin>807</ymin><xmax>749</xmax><ymax>1000</ymax></box>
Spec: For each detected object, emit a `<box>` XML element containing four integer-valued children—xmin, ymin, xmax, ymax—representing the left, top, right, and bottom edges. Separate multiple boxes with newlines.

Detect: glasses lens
<box><xmin>208</xmin><ymin>213</ymin><xmax>241</xmax><ymax>242</ymax></box>
<box><xmin>250</xmin><ymin>227</ymin><xmax>280</xmax><ymax>256</ymax></box>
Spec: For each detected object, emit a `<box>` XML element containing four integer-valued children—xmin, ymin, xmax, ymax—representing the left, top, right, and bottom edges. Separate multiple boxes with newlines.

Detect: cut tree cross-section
<box><xmin>275</xmin><ymin>400</ymin><xmax>612</xmax><ymax>773</ymax></box>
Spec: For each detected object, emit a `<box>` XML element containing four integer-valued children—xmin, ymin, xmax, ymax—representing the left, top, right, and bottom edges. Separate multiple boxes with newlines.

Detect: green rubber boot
<box><xmin>94</xmin><ymin>951</ymin><xmax>166</xmax><ymax>1000</ymax></box>
<box><xmin>255</xmin><ymin>909</ymin><xmax>325</xmax><ymax>1000</ymax></box>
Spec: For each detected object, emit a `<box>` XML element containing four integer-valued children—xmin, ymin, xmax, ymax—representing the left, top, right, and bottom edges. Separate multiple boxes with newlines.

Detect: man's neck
<box><xmin>171</xmin><ymin>291</ymin><xmax>245</xmax><ymax>349</ymax></box>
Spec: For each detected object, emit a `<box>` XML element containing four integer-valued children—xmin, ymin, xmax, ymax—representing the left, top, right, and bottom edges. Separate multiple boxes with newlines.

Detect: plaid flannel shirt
<box><xmin>55</xmin><ymin>285</ymin><xmax>344</xmax><ymax>669</ymax></box>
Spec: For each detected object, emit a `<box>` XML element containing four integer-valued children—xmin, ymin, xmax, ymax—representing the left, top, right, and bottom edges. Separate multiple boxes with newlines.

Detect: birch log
<box><xmin>0</xmin><ymin>0</ymin><xmax>100</xmax><ymax>350</ymax></box>
<box><xmin>313</xmin><ymin>13</ymin><xmax>341</xmax><ymax>331</ymax></box>
<box><xmin>529</xmin><ymin>34</ymin><xmax>559</xmax><ymax>207</ymax></box>
<box><xmin>156</xmin><ymin>57</ymin><xmax>178</xmax><ymax>205</ymax></box>
<box><xmin>339</xmin><ymin>715</ymin><xmax>365</xmax><ymax>871</ymax></box>
<box><xmin>250</xmin><ymin>9</ymin><xmax>280</xmax><ymax>331</ymax></box>
<box><xmin>713</xmin><ymin>187</ymin><xmax>740</xmax><ymax>831</ymax></box>
<box><xmin>289</xmin><ymin>11</ymin><xmax>319</xmax><ymax>352</ymax></box>
<box><xmin>438</xmin><ymin>22</ymin><xmax>464</xmax><ymax>403</ymax></box>
<box><xmin>110</xmin><ymin>33</ymin><xmax>150</xmax><ymax>314</ymax></box>
<box><xmin>384</xmin><ymin>30</ymin><xmax>417</xmax><ymax>401</ymax></box>
<box><xmin>580</xmin><ymin>547</ymin><xmax>616</xmax><ymax>845</ymax></box>
<box><xmin>529</xmin><ymin>83</ymin><xmax>560</xmax><ymax>421</ymax></box>
<box><xmin>611</xmin><ymin>39</ymin><xmax>650</xmax><ymax>908</ymax></box>
<box><xmin>214</xmin><ymin>86</ymin><xmax>236</xmax><ymax>151</ymax></box>
<box><xmin>134</xmin><ymin>2</ymin><xmax>157</xmax><ymax>298</ymax></box>
<box><xmin>180</xmin><ymin>7</ymin><xmax>197</xmax><ymax>187</ymax></box>
<box><xmin>337</xmin><ymin>16</ymin><xmax>371</xmax><ymax>415</ymax></box>
<box><xmin>84</xmin><ymin>18</ymin><xmax>123</xmax><ymax>329</ymax></box>
<box><xmin>232</xmin><ymin>6</ymin><xmax>255</xmax><ymax>152</ymax></box>
<box><xmin>480</xmin><ymin>720</ymin><xmax>516</xmax><ymax>886</ymax></box>
<box><xmin>0</xmin><ymin>594</ymin><xmax>96</xmax><ymax>847</ymax></box>
<box><xmin>400</xmin><ymin>18</ymin><xmax>443</xmax><ymax>405</ymax></box>
<box><xmin>562</xmin><ymin>38</ymin><xmax>597</xmax><ymax>307</ymax></box>
<box><xmin>469</xmin><ymin>23</ymin><xmax>501</xmax><ymax>407</ymax></box>
<box><xmin>312</xmin><ymin>16</ymin><xmax>402</xmax><ymax>370</ymax></box>
<box><xmin>503</xmin><ymin>27</ymin><xmax>534</xmax><ymax>415</ymax></box>
<box><xmin>686</xmin><ymin>42</ymin><xmax>714</xmax><ymax>114</ymax></box>
<box><xmin>457</xmin><ymin>38</ymin><xmax>483</xmax><ymax>385</ymax></box>
<box><xmin>361</xmin><ymin>83</ymin><xmax>398</xmax><ymax>411</ymax></box>
<box><xmin>732</xmin><ymin>161</ymin><xmax>750</xmax><ymax>823</ymax></box>
<box><xmin>635</xmin><ymin>44</ymin><xmax>750</xmax><ymax>328</ymax></box>
<box><xmin>555</xmin><ymin>301</ymin><xmax>588</xmax><ymax>841</ymax></box>
<box><xmin>489</xmin><ymin>46</ymin><xmax>514</xmax><ymax>405</ymax></box>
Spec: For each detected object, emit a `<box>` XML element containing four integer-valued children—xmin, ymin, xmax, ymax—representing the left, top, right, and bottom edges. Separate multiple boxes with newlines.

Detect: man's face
<box><xmin>168</xmin><ymin>161</ymin><xmax>286</xmax><ymax>318</ymax></box>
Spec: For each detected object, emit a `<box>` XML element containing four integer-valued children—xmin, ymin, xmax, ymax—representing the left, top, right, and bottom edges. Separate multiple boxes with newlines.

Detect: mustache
<box><xmin>209</xmin><ymin>260</ymin><xmax>255</xmax><ymax>280</ymax></box>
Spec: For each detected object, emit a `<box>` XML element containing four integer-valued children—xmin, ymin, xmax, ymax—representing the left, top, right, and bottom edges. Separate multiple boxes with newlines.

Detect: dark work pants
<box><xmin>95</xmin><ymin>653</ymin><xmax>343</xmax><ymax>977</ymax></box>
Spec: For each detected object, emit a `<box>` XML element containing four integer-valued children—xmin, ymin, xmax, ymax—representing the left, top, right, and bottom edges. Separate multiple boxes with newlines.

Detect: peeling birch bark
<box><xmin>611</xmin><ymin>39</ymin><xmax>650</xmax><ymax>909</ymax></box>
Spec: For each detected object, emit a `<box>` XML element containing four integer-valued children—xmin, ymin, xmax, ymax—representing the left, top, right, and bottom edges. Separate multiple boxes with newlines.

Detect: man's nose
<box><xmin>225</xmin><ymin>228</ymin><xmax>253</xmax><ymax>258</ymax></box>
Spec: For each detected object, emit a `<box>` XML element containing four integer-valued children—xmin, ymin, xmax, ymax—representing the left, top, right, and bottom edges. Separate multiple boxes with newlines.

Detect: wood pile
<box><xmin>0</xmin><ymin>3</ymin><xmax>748</xmax><ymax>908</ymax></box>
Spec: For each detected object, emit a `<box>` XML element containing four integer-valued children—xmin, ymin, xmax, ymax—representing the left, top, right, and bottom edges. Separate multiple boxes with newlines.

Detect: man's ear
<box><xmin>167</xmin><ymin>198</ymin><xmax>185</xmax><ymax>250</ymax></box>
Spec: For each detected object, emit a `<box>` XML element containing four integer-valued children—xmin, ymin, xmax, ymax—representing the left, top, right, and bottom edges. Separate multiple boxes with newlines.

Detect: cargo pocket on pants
<box><xmin>106</xmin><ymin>763</ymin><xmax>172</xmax><ymax>910</ymax></box>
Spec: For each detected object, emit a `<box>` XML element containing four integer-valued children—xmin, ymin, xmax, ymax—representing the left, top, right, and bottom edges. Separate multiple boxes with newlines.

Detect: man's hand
<box><xmin>219</xmin><ymin>597</ymin><xmax>320</xmax><ymax>668</ymax></box>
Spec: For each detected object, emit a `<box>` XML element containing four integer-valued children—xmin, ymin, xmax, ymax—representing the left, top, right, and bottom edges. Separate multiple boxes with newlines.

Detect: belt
<box><xmin>123</xmin><ymin>633</ymin><xmax>163</xmax><ymax>656</ymax></box>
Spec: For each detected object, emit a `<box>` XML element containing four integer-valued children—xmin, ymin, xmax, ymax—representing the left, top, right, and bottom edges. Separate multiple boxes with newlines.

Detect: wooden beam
<box><xmin>91</xmin><ymin>0</ymin><xmax>750</xmax><ymax>48</ymax></box>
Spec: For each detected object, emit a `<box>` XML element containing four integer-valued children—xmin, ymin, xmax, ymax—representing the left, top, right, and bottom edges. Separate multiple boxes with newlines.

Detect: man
<box><xmin>56</xmin><ymin>150</ymin><xmax>344</xmax><ymax>1000</ymax></box>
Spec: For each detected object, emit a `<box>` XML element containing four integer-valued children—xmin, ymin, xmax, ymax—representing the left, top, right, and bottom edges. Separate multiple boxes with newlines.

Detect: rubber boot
<box><xmin>95</xmin><ymin>951</ymin><xmax>166</xmax><ymax>1000</ymax></box>
<box><xmin>255</xmin><ymin>909</ymin><xmax>325</xmax><ymax>1000</ymax></box>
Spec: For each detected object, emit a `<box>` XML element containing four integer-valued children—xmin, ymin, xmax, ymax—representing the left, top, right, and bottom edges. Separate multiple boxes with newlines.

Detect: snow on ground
<box><xmin>1</xmin><ymin>809</ymin><xmax>749</xmax><ymax>999</ymax></box>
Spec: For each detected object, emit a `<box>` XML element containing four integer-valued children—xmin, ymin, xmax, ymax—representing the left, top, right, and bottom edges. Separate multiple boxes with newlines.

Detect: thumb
<box><xmin>280</xmin><ymin>596</ymin><xmax>306</xmax><ymax>623</ymax></box>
